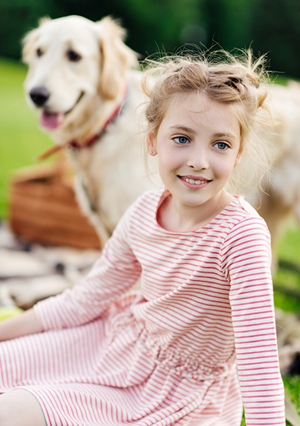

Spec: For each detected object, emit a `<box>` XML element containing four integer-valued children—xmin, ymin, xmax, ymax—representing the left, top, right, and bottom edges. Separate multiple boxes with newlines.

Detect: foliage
<box><xmin>0</xmin><ymin>0</ymin><xmax>61</xmax><ymax>59</ymax></box>
<box><xmin>250</xmin><ymin>0</ymin><xmax>300</xmax><ymax>78</ymax></box>
<box><xmin>201</xmin><ymin>0</ymin><xmax>255</xmax><ymax>50</ymax></box>
<box><xmin>1</xmin><ymin>0</ymin><xmax>300</xmax><ymax>78</ymax></box>
<box><xmin>0</xmin><ymin>0</ymin><xmax>207</xmax><ymax>61</ymax></box>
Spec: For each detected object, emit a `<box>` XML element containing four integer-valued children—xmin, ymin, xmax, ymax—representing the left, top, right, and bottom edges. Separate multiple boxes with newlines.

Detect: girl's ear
<box><xmin>235</xmin><ymin>151</ymin><xmax>243</xmax><ymax>167</ymax></box>
<box><xmin>235</xmin><ymin>142</ymin><xmax>244</xmax><ymax>166</ymax></box>
<box><xmin>234</xmin><ymin>155</ymin><xmax>241</xmax><ymax>167</ymax></box>
<box><xmin>147</xmin><ymin>132</ymin><xmax>158</xmax><ymax>156</ymax></box>
<box><xmin>234</xmin><ymin>154</ymin><xmax>241</xmax><ymax>167</ymax></box>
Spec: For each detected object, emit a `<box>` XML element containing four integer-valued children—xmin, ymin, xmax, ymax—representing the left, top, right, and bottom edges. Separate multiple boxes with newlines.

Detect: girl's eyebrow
<box><xmin>169</xmin><ymin>126</ymin><xmax>238</xmax><ymax>140</ymax></box>
<box><xmin>213</xmin><ymin>132</ymin><xmax>238</xmax><ymax>140</ymax></box>
<box><xmin>169</xmin><ymin>125</ymin><xmax>196</xmax><ymax>134</ymax></box>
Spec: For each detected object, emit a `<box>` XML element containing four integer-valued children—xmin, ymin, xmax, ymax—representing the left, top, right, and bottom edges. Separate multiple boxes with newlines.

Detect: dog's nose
<box><xmin>29</xmin><ymin>87</ymin><xmax>50</xmax><ymax>107</ymax></box>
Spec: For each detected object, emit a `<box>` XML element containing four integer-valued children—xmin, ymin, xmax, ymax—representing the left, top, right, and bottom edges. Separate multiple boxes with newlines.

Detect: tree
<box><xmin>0</xmin><ymin>0</ymin><xmax>61</xmax><ymax>59</ymax></box>
<box><xmin>250</xmin><ymin>0</ymin><xmax>300</xmax><ymax>77</ymax></box>
<box><xmin>0</xmin><ymin>0</ymin><xmax>205</xmax><ymax>61</ymax></box>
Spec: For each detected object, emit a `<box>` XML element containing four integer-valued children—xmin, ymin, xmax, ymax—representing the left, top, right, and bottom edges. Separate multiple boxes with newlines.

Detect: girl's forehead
<box><xmin>159</xmin><ymin>91</ymin><xmax>241</xmax><ymax>140</ymax></box>
<box><xmin>165</xmin><ymin>92</ymin><xmax>223</xmax><ymax>115</ymax></box>
<box><xmin>163</xmin><ymin>92</ymin><xmax>238</xmax><ymax>122</ymax></box>
<box><xmin>167</xmin><ymin>91</ymin><xmax>205</xmax><ymax>107</ymax></box>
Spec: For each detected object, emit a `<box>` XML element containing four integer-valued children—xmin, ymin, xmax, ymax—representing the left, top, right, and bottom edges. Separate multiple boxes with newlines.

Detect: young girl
<box><xmin>0</xmin><ymin>51</ymin><xmax>285</xmax><ymax>425</ymax></box>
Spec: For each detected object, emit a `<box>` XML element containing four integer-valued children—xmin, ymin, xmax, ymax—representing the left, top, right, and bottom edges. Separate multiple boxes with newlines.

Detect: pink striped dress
<box><xmin>0</xmin><ymin>190</ymin><xmax>285</xmax><ymax>425</ymax></box>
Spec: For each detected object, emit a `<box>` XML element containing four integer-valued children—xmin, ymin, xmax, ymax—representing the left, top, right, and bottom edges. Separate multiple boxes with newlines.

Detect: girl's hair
<box><xmin>142</xmin><ymin>49</ymin><xmax>275</xmax><ymax>194</ymax></box>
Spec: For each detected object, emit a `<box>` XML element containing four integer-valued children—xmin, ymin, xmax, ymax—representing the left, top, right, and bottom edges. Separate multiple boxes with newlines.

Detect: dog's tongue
<box><xmin>40</xmin><ymin>111</ymin><xmax>65</xmax><ymax>129</ymax></box>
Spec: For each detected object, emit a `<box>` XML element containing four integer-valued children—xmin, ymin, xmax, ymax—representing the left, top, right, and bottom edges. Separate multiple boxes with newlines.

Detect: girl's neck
<box><xmin>157</xmin><ymin>190</ymin><xmax>235</xmax><ymax>232</ymax></box>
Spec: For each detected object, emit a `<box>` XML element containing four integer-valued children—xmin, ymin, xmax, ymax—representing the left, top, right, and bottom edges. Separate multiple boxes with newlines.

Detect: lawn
<box><xmin>1</xmin><ymin>57</ymin><xmax>300</xmax><ymax>425</ymax></box>
<box><xmin>0</xmin><ymin>57</ymin><xmax>52</xmax><ymax>218</ymax></box>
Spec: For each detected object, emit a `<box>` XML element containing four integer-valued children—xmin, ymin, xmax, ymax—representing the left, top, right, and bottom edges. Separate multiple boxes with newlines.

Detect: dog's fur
<box><xmin>22</xmin><ymin>15</ymin><xmax>161</xmax><ymax>244</ymax></box>
<box><xmin>22</xmin><ymin>15</ymin><xmax>300</xmax><ymax>267</ymax></box>
<box><xmin>252</xmin><ymin>81</ymin><xmax>300</xmax><ymax>265</ymax></box>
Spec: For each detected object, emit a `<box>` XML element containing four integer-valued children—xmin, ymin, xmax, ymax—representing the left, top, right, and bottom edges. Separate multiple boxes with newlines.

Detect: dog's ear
<box><xmin>22</xmin><ymin>17</ymin><xmax>51</xmax><ymax>64</ymax></box>
<box><xmin>96</xmin><ymin>17</ymin><xmax>139</xmax><ymax>100</ymax></box>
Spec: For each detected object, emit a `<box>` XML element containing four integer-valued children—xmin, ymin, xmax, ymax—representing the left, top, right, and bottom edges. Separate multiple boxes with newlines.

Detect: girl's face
<box><xmin>148</xmin><ymin>92</ymin><xmax>241</xmax><ymax>215</ymax></box>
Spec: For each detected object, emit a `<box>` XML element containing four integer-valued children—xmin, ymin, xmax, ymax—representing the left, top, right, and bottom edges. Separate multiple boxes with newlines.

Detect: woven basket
<box><xmin>8</xmin><ymin>162</ymin><xmax>101</xmax><ymax>250</ymax></box>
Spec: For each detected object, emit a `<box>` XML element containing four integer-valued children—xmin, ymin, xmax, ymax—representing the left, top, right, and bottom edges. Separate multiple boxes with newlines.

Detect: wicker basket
<box><xmin>8</xmin><ymin>162</ymin><xmax>101</xmax><ymax>250</ymax></box>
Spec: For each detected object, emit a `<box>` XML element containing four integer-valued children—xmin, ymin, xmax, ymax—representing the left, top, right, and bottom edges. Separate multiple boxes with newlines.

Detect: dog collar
<box><xmin>68</xmin><ymin>99</ymin><xmax>125</xmax><ymax>150</ymax></box>
<box><xmin>38</xmin><ymin>87</ymin><xmax>128</xmax><ymax>161</ymax></box>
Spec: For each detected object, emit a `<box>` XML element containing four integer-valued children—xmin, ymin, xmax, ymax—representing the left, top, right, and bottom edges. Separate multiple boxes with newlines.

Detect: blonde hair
<box><xmin>142</xmin><ymin>50</ymin><xmax>274</xmax><ymax>194</ymax></box>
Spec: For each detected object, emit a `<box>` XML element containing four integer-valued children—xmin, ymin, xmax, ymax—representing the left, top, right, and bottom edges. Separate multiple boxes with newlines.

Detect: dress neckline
<box><xmin>154</xmin><ymin>189</ymin><xmax>241</xmax><ymax>235</ymax></box>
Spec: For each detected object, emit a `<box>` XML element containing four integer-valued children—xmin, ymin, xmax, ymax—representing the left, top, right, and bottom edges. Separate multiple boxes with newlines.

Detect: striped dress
<box><xmin>0</xmin><ymin>190</ymin><xmax>285</xmax><ymax>425</ymax></box>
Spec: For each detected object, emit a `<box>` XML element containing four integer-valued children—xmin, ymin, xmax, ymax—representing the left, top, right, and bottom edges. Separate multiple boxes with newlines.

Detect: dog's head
<box><xmin>22</xmin><ymin>15</ymin><xmax>138</xmax><ymax>133</ymax></box>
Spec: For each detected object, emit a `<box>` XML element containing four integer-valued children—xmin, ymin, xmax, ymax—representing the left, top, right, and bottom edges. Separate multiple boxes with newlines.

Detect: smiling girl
<box><xmin>148</xmin><ymin>91</ymin><xmax>242</xmax><ymax>232</ymax></box>
<box><xmin>0</xmin><ymin>51</ymin><xmax>285</xmax><ymax>425</ymax></box>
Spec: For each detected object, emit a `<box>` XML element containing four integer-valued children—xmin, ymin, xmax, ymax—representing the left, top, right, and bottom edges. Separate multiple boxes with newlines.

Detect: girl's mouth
<box><xmin>179</xmin><ymin>176</ymin><xmax>211</xmax><ymax>188</ymax></box>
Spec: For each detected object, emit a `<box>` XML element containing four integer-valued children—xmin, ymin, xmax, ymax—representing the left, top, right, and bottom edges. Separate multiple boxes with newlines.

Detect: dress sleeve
<box><xmin>33</xmin><ymin>203</ymin><xmax>142</xmax><ymax>330</ymax></box>
<box><xmin>222</xmin><ymin>216</ymin><xmax>285</xmax><ymax>425</ymax></box>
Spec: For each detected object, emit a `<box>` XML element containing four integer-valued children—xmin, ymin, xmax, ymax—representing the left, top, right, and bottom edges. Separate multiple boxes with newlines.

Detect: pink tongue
<box><xmin>40</xmin><ymin>111</ymin><xmax>65</xmax><ymax>129</ymax></box>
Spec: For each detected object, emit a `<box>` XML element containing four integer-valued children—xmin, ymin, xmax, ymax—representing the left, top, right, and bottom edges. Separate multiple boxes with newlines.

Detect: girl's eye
<box><xmin>215</xmin><ymin>141</ymin><xmax>229</xmax><ymax>150</ymax></box>
<box><xmin>173</xmin><ymin>136</ymin><xmax>189</xmax><ymax>145</ymax></box>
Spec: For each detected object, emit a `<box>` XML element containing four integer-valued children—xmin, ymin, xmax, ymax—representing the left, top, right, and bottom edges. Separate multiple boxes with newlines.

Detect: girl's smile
<box><xmin>178</xmin><ymin>175</ymin><xmax>211</xmax><ymax>189</ymax></box>
<box><xmin>148</xmin><ymin>92</ymin><xmax>242</xmax><ymax>231</ymax></box>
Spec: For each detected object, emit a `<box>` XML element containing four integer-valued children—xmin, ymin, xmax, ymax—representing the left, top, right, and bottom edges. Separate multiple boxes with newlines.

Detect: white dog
<box><xmin>22</xmin><ymin>15</ymin><xmax>161</xmax><ymax>245</ymax></box>
<box><xmin>22</xmin><ymin>15</ymin><xmax>300</xmax><ymax>268</ymax></box>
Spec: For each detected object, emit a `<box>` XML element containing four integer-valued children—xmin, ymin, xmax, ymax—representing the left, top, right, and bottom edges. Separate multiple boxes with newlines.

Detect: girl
<box><xmin>0</xmin><ymin>51</ymin><xmax>285</xmax><ymax>425</ymax></box>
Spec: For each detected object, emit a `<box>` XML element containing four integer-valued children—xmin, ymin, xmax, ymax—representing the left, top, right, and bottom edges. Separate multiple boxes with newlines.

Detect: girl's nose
<box><xmin>187</xmin><ymin>147</ymin><xmax>209</xmax><ymax>170</ymax></box>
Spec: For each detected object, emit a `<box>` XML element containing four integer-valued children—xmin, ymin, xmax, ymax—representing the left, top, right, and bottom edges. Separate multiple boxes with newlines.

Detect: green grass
<box><xmin>1</xmin><ymin>57</ymin><xmax>300</xmax><ymax>425</ymax></box>
<box><xmin>0</xmin><ymin>57</ymin><xmax>52</xmax><ymax>218</ymax></box>
<box><xmin>272</xmin><ymin>222</ymin><xmax>300</xmax><ymax>424</ymax></box>
<box><xmin>273</xmin><ymin>220</ymin><xmax>300</xmax><ymax>312</ymax></box>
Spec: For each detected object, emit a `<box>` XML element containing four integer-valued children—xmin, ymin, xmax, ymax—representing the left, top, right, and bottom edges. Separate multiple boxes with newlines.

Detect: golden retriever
<box><xmin>22</xmin><ymin>15</ymin><xmax>300</xmax><ymax>269</ymax></box>
<box><xmin>22</xmin><ymin>15</ymin><xmax>161</xmax><ymax>244</ymax></box>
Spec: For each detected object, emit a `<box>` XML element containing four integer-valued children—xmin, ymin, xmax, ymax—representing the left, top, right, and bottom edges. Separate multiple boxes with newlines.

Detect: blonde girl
<box><xmin>0</xmin><ymin>51</ymin><xmax>284</xmax><ymax>426</ymax></box>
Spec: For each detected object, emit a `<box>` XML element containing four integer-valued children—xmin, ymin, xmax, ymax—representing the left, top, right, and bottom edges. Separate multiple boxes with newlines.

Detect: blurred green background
<box><xmin>1</xmin><ymin>0</ymin><xmax>300</xmax><ymax>77</ymax></box>
<box><xmin>0</xmin><ymin>1</ymin><xmax>300</xmax><ymax>423</ymax></box>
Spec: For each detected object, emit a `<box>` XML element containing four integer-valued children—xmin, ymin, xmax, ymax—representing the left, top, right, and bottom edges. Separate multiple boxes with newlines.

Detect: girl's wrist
<box><xmin>0</xmin><ymin>308</ymin><xmax>42</xmax><ymax>341</ymax></box>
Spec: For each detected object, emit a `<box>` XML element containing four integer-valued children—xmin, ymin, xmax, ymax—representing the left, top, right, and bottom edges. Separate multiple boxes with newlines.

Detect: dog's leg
<box><xmin>72</xmin><ymin>166</ymin><xmax>111</xmax><ymax>247</ymax></box>
<box><xmin>256</xmin><ymin>190</ymin><xmax>291</xmax><ymax>272</ymax></box>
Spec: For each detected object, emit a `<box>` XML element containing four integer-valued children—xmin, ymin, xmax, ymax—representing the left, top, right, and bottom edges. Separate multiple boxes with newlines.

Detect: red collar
<box><xmin>38</xmin><ymin>92</ymin><xmax>127</xmax><ymax>161</ymax></box>
<box><xmin>68</xmin><ymin>100</ymin><xmax>124</xmax><ymax>150</ymax></box>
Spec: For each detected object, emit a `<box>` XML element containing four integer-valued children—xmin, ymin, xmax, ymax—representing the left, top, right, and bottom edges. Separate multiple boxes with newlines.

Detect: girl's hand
<box><xmin>0</xmin><ymin>308</ymin><xmax>42</xmax><ymax>342</ymax></box>
<box><xmin>0</xmin><ymin>306</ymin><xmax>23</xmax><ymax>321</ymax></box>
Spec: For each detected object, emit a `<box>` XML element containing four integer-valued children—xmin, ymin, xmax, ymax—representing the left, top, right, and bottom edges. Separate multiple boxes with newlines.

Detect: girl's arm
<box><xmin>223</xmin><ymin>216</ymin><xmax>285</xmax><ymax>426</ymax></box>
<box><xmin>33</xmin><ymin>202</ymin><xmax>142</xmax><ymax>332</ymax></box>
<box><xmin>0</xmin><ymin>308</ymin><xmax>42</xmax><ymax>341</ymax></box>
<box><xmin>0</xmin><ymin>200</ymin><xmax>140</xmax><ymax>340</ymax></box>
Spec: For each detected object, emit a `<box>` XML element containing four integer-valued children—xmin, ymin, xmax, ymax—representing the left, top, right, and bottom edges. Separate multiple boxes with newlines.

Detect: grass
<box><xmin>1</xmin><ymin>57</ymin><xmax>300</xmax><ymax>425</ymax></box>
<box><xmin>0</xmin><ymin>57</ymin><xmax>52</xmax><ymax>218</ymax></box>
<box><xmin>274</xmin><ymin>221</ymin><xmax>300</xmax><ymax>312</ymax></box>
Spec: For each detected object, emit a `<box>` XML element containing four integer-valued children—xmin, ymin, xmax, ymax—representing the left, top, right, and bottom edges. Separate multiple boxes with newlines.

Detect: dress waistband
<box><xmin>137</xmin><ymin>328</ymin><xmax>236</xmax><ymax>382</ymax></box>
<box><xmin>107</xmin><ymin>310</ymin><xmax>236</xmax><ymax>382</ymax></box>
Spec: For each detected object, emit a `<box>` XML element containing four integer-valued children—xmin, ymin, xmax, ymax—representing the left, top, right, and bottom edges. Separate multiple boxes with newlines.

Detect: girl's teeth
<box><xmin>185</xmin><ymin>178</ymin><xmax>202</xmax><ymax>184</ymax></box>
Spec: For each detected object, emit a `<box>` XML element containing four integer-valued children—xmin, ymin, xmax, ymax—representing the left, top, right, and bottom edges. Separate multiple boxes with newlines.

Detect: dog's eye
<box><xmin>66</xmin><ymin>49</ymin><xmax>81</xmax><ymax>62</ymax></box>
<box><xmin>36</xmin><ymin>48</ymin><xmax>43</xmax><ymax>58</ymax></box>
